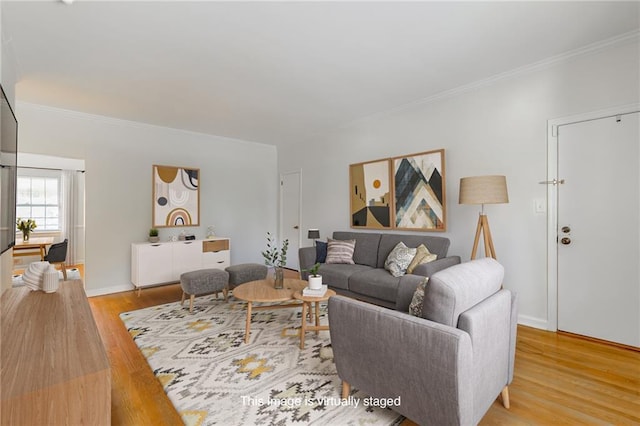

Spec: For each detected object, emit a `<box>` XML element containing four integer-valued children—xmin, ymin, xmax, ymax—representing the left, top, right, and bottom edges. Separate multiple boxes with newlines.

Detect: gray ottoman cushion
<box><xmin>225</xmin><ymin>263</ymin><xmax>268</xmax><ymax>288</ymax></box>
<box><xmin>180</xmin><ymin>269</ymin><xmax>229</xmax><ymax>295</ymax></box>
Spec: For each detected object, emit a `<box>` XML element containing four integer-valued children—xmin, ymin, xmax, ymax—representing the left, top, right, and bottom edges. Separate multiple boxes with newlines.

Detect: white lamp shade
<box><xmin>459</xmin><ymin>175</ymin><xmax>509</xmax><ymax>205</ymax></box>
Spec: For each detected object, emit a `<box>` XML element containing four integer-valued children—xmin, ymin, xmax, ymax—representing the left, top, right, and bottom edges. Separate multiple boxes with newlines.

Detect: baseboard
<box><xmin>86</xmin><ymin>283</ymin><xmax>134</xmax><ymax>298</ymax></box>
<box><xmin>518</xmin><ymin>314</ymin><xmax>548</xmax><ymax>331</ymax></box>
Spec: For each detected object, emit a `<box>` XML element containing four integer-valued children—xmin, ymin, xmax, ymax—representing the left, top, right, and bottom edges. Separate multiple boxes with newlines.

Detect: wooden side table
<box><xmin>293</xmin><ymin>289</ymin><xmax>336</xmax><ymax>349</ymax></box>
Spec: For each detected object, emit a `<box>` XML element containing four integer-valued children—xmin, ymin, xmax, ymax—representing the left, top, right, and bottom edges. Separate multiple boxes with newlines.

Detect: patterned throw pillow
<box><xmin>406</xmin><ymin>244</ymin><xmax>438</xmax><ymax>274</ymax></box>
<box><xmin>384</xmin><ymin>242</ymin><xmax>417</xmax><ymax>277</ymax></box>
<box><xmin>409</xmin><ymin>278</ymin><xmax>429</xmax><ymax>317</ymax></box>
<box><xmin>325</xmin><ymin>239</ymin><xmax>356</xmax><ymax>264</ymax></box>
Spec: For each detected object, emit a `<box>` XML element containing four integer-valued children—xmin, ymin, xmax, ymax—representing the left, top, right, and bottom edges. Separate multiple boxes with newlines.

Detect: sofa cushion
<box><xmin>350</xmin><ymin>269</ymin><xmax>426</xmax><ymax>304</ymax></box>
<box><xmin>348</xmin><ymin>268</ymin><xmax>400</xmax><ymax>302</ymax></box>
<box><xmin>377</xmin><ymin>234</ymin><xmax>450</xmax><ymax>268</ymax></box>
<box><xmin>318</xmin><ymin>263</ymin><xmax>373</xmax><ymax>290</ymax></box>
<box><xmin>406</xmin><ymin>244</ymin><xmax>437</xmax><ymax>274</ymax></box>
<box><xmin>422</xmin><ymin>258</ymin><xmax>504</xmax><ymax>327</ymax></box>
<box><xmin>384</xmin><ymin>242</ymin><xmax>417</xmax><ymax>277</ymax></box>
<box><xmin>333</xmin><ymin>231</ymin><xmax>381</xmax><ymax>267</ymax></box>
<box><xmin>326</xmin><ymin>238</ymin><xmax>356</xmax><ymax>264</ymax></box>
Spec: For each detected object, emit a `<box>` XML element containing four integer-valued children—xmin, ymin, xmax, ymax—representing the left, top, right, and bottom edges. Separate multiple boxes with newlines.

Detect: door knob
<box><xmin>561</xmin><ymin>237</ymin><xmax>571</xmax><ymax>245</ymax></box>
<box><xmin>561</xmin><ymin>226</ymin><xmax>571</xmax><ymax>233</ymax></box>
<box><xmin>293</xmin><ymin>225</ymin><xmax>299</xmax><ymax>229</ymax></box>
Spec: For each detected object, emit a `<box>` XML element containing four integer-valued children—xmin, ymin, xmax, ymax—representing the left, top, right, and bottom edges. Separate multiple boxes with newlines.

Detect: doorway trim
<box><xmin>546</xmin><ymin>103</ymin><xmax>640</xmax><ymax>331</ymax></box>
<box><xmin>279</xmin><ymin>169</ymin><xmax>302</xmax><ymax>265</ymax></box>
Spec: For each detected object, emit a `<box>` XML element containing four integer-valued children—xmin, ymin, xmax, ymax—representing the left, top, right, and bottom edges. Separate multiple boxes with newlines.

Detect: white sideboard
<box><xmin>131</xmin><ymin>238</ymin><xmax>230</xmax><ymax>291</ymax></box>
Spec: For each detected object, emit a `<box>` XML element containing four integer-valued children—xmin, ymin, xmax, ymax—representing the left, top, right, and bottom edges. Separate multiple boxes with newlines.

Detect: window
<box><xmin>16</xmin><ymin>173</ymin><xmax>60</xmax><ymax>231</ymax></box>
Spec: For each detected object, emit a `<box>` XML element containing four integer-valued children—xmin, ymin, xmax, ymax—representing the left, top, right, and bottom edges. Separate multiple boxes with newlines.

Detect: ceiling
<box><xmin>3</xmin><ymin>1</ymin><xmax>639</xmax><ymax>146</ymax></box>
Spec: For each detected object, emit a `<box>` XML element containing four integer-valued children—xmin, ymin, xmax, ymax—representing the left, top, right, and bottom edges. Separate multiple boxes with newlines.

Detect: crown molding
<box><xmin>349</xmin><ymin>29</ymin><xmax>640</xmax><ymax>126</ymax></box>
<box><xmin>16</xmin><ymin>101</ymin><xmax>274</xmax><ymax>149</ymax></box>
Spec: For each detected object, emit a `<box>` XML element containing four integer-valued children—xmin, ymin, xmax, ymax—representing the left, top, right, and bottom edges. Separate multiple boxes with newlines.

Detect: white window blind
<box><xmin>16</xmin><ymin>172</ymin><xmax>61</xmax><ymax>231</ymax></box>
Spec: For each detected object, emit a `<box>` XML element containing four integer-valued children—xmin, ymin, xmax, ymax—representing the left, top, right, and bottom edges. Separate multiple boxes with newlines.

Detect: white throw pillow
<box><xmin>384</xmin><ymin>242</ymin><xmax>417</xmax><ymax>277</ymax></box>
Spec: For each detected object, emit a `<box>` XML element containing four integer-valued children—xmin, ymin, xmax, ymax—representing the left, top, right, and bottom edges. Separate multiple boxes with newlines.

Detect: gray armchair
<box><xmin>328</xmin><ymin>258</ymin><xmax>517</xmax><ymax>426</ymax></box>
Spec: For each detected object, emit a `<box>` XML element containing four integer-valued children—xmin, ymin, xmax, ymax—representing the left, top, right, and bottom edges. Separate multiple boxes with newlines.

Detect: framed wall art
<box><xmin>392</xmin><ymin>149</ymin><xmax>446</xmax><ymax>231</ymax></box>
<box><xmin>152</xmin><ymin>165</ymin><xmax>200</xmax><ymax>228</ymax></box>
<box><xmin>349</xmin><ymin>159</ymin><xmax>392</xmax><ymax>229</ymax></box>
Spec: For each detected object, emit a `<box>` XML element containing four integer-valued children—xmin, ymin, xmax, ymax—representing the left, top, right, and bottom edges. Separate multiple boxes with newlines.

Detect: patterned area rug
<box><xmin>120</xmin><ymin>296</ymin><xmax>404</xmax><ymax>426</ymax></box>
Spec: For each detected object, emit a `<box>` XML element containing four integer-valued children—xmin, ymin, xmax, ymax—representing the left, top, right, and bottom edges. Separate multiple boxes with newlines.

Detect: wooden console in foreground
<box><xmin>1</xmin><ymin>280</ymin><xmax>110</xmax><ymax>425</ymax></box>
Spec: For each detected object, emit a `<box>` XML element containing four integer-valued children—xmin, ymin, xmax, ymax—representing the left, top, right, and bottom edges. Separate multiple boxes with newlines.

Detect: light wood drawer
<box><xmin>203</xmin><ymin>239</ymin><xmax>229</xmax><ymax>252</ymax></box>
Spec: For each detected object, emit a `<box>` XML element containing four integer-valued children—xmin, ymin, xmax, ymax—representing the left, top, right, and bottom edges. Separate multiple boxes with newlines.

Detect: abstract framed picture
<box><xmin>349</xmin><ymin>159</ymin><xmax>392</xmax><ymax>229</ymax></box>
<box><xmin>152</xmin><ymin>165</ymin><xmax>200</xmax><ymax>228</ymax></box>
<box><xmin>392</xmin><ymin>149</ymin><xmax>446</xmax><ymax>231</ymax></box>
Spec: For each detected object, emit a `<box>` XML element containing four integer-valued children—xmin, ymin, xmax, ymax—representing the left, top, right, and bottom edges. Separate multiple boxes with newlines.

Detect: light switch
<box><xmin>534</xmin><ymin>199</ymin><xmax>546</xmax><ymax>214</ymax></box>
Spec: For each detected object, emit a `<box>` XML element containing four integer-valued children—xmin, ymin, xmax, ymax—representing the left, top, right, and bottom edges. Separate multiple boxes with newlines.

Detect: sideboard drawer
<box><xmin>203</xmin><ymin>239</ymin><xmax>229</xmax><ymax>253</ymax></box>
<box><xmin>203</xmin><ymin>249</ymin><xmax>230</xmax><ymax>269</ymax></box>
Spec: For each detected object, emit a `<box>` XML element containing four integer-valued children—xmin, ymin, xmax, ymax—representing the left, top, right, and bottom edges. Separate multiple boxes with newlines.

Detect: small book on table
<box><xmin>302</xmin><ymin>285</ymin><xmax>328</xmax><ymax>297</ymax></box>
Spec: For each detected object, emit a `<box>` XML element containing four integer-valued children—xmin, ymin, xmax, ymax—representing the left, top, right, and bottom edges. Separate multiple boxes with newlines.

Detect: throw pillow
<box><xmin>384</xmin><ymin>242</ymin><xmax>417</xmax><ymax>277</ymax></box>
<box><xmin>315</xmin><ymin>240</ymin><xmax>328</xmax><ymax>263</ymax></box>
<box><xmin>406</xmin><ymin>244</ymin><xmax>438</xmax><ymax>274</ymax></box>
<box><xmin>409</xmin><ymin>277</ymin><xmax>429</xmax><ymax>317</ymax></box>
<box><xmin>325</xmin><ymin>238</ymin><xmax>356</xmax><ymax>264</ymax></box>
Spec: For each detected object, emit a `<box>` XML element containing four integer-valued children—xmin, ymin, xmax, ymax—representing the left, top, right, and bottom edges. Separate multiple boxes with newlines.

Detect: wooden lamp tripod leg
<box><xmin>471</xmin><ymin>214</ymin><xmax>483</xmax><ymax>260</ymax></box>
<box><xmin>483</xmin><ymin>214</ymin><xmax>497</xmax><ymax>259</ymax></box>
<box><xmin>471</xmin><ymin>214</ymin><xmax>497</xmax><ymax>260</ymax></box>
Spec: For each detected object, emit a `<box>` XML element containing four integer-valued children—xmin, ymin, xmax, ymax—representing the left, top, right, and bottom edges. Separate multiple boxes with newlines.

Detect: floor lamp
<box><xmin>459</xmin><ymin>175</ymin><xmax>509</xmax><ymax>260</ymax></box>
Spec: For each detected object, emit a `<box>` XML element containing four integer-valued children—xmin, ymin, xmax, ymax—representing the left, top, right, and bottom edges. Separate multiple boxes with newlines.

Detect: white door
<box><xmin>281</xmin><ymin>171</ymin><xmax>301</xmax><ymax>271</ymax></box>
<box><xmin>557</xmin><ymin>112</ymin><xmax>640</xmax><ymax>347</ymax></box>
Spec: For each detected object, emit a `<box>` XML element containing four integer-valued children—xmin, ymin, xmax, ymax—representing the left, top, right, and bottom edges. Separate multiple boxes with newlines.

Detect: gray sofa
<box><xmin>328</xmin><ymin>258</ymin><xmax>518</xmax><ymax>425</ymax></box>
<box><xmin>299</xmin><ymin>231</ymin><xmax>461</xmax><ymax>308</ymax></box>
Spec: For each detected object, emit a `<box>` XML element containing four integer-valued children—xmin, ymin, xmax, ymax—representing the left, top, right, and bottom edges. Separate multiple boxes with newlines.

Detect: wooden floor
<box><xmin>88</xmin><ymin>279</ymin><xmax>640</xmax><ymax>426</ymax></box>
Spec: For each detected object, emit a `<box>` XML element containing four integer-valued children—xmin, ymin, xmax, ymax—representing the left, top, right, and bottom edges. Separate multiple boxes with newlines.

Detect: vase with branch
<box><xmin>261</xmin><ymin>232</ymin><xmax>288</xmax><ymax>289</ymax></box>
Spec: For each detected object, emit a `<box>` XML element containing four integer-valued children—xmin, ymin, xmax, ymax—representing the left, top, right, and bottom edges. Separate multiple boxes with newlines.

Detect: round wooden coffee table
<box><xmin>293</xmin><ymin>289</ymin><xmax>336</xmax><ymax>349</ymax></box>
<box><xmin>233</xmin><ymin>278</ymin><xmax>307</xmax><ymax>343</ymax></box>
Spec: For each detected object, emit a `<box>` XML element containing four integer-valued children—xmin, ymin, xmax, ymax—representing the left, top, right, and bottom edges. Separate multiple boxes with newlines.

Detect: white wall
<box><xmin>0</xmin><ymin>2</ymin><xmax>18</xmax><ymax>294</ymax></box>
<box><xmin>279</xmin><ymin>37</ymin><xmax>640</xmax><ymax>329</ymax></box>
<box><xmin>17</xmin><ymin>103</ymin><xmax>279</xmax><ymax>296</ymax></box>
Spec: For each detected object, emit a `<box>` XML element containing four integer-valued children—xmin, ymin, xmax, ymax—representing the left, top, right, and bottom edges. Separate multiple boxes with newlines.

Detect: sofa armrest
<box><xmin>457</xmin><ymin>289</ymin><xmax>515</xmax><ymax>422</ymax></box>
<box><xmin>298</xmin><ymin>246</ymin><xmax>317</xmax><ymax>280</ymax></box>
<box><xmin>412</xmin><ymin>255</ymin><xmax>461</xmax><ymax>277</ymax></box>
<box><xmin>395</xmin><ymin>256</ymin><xmax>461</xmax><ymax>311</ymax></box>
<box><xmin>328</xmin><ymin>296</ymin><xmax>473</xmax><ymax>426</ymax></box>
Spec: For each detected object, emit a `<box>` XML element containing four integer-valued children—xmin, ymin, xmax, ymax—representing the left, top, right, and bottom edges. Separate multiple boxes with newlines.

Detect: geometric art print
<box><xmin>393</xmin><ymin>149</ymin><xmax>446</xmax><ymax>231</ymax></box>
<box><xmin>152</xmin><ymin>165</ymin><xmax>200</xmax><ymax>227</ymax></box>
<box><xmin>349</xmin><ymin>159</ymin><xmax>392</xmax><ymax>229</ymax></box>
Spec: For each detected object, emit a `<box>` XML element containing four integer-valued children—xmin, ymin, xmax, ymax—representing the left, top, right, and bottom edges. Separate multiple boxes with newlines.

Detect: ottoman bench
<box><xmin>225</xmin><ymin>263</ymin><xmax>268</xmax><ymax>290</ymax></box>
<box><xmin>180</xmin><ymin>268</ymin><xmax>229</xmax><ymax>313</ymax></box>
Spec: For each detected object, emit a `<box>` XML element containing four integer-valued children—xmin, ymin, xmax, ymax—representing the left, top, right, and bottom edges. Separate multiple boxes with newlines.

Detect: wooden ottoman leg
<box><xmin>181</xmin><ymin>292</ymin><xmax>186</xmax><ymax>306</ymax></box>
<box><xmin>189</xmin><ymin>294</ymin><xmax>195</xmax><ymax>313</ymax></box>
